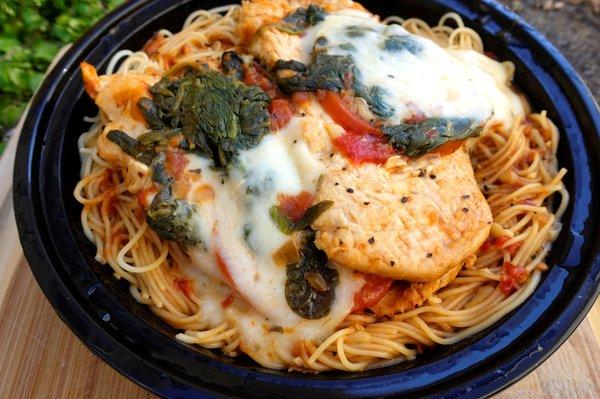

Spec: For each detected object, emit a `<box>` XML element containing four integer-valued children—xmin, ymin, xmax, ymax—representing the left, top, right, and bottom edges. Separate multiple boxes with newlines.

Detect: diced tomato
<box><xmin>270</xmin><ymin>98</ymin><xmax>293</xmax><ymax>130</ymax></box>
<box><xmin>480</xmin><ymin>236</ymin><xmax>521</xmax><ymax>256</ymax></box>
<box><xmin>244</xmin><ymin>63</ymin><xmax>278</xmax><ymax>98</ymax></box>
<box><xmin>277</xmin><ymin>191</ymin><xmax>314</xmax><ymax>222</ymax></box>
<box><xmin>334</xmin><ymin>131</ymin><xmax>395</xmax><ymax>165</ymax></box>
<box><xmin>352</xmin><ymin>273</ymin><xmax>394</xmax><ymax>312</ymax></box>
<box><xmin>432</xmin><ymin>140</ymin><xmax>464</xmax><ymax>156</ymax></box>
<box><xmin>136</xmin><ymin>185</ymin><xmax>158</xmax><ymax>209</ymax></box>
<box><xmin>291</xmin><ymin>91</ymin><xmax>310</xmax><ymax>108</ymax></box>
<box><xmin>499</xmin><ymin>262</ymin><xmax>528</xmax><ymax>295</ymax></box>
<box><xmin>317</xmin><ymin>90</ymin><xmax>379</xmax><ymax>135</ymax></box>
<box><xmin>165</xmin><ymin>150</ymin><xmax>188</xmax><ymax>180</ymax></box>
<box><xmin>215</xmin><ymin>250</ymin><xmax>235</xmax><ymax>286</ymax></box>
<box><xmin>176</xmin><ymin>279</ymin><xmax>193</xmax><ymax>299</ymax></box>
<box><xmin>221</xmin><ymin>294</ymin><xmax>234</xmax><ymax>308</ymax></box>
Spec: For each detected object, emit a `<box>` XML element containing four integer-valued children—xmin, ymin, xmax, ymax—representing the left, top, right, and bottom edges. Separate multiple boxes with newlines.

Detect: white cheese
<box><xmin>301</xmin><ymin>10</ymin><xmax>524</xmax><ymax>127</ymax></box>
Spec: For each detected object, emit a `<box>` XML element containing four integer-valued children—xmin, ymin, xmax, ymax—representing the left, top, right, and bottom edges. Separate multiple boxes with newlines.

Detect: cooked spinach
<box><xmin>106</xmin><ymin>129</ymin><xmax>179</xmax><ymax>165</ymax></box>
<box><xmin>354</xmin><ymin>84</ymin><xmax>394</xmax><ymax>118</ymax></box>
<box><xmin>383</xmin><ymin>35</ymin><xmax>422</xmax><ymax>55</ymax></box>
<box><xmin>383</xmin><ymin>117</ymin><xmax>483</xmax><ymax>157</ymax></box>
<box><xmin>270</xmin><ymin>200</ymin><xmax>333</xmax><ymax>235</ymax></box>
<box><xmin>149</xmin><ymin>68</ymin><xmax>271</xmax><ymax>166</ymax></box>
<box><xmin>345</xmin><ymin>25</ymin><xmax>374</xmax><ymax>37</ymax></box>
<box><xmin>274</xmin><ymin>54</ymin><xmax>355</xmax><ymax>94</ymax></box>
<box><xmin>138</xmin><ymin>97</ymin><xmax>166</xmax><ymax>130</ymax></box>
<box><xmin>221</xmin><ymin>51</ymin><xmax>244</xmax><ymax>80</ymax></box>
<box><xmin>146</xmin><ymin>186</ymin><xmax>201</xmax><ymax>245</ymax></box>
<box><xmin>276</xmin><ymin>4</ymin><xmax>326</xmax><ymax>34</ymax></box>
<box><xmin>285</xmin><ymin>231</ymin><xmax>338</xmax><ymax>319</ymax></box>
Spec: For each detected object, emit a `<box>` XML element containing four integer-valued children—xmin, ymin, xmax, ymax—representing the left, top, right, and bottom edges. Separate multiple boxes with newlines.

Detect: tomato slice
<box><xmin>431</xmin><ymin>139</ymin><xmax>464</xmax><ymax>156</ymax></box>
<box><xmin>270</xmin><ymin>98</ymin><xmax>293</xmax><ymax>131</ymax></box>
<box><xmin>334</xmin><ymin>131</ymin><xmax>395</xmax><ymax>165</ymax></box>
<box><xmin>277</xmin><ymin>191</ymin><xmax>314</xmax><ymax>222</ymax></box>
<box><xmin>352</xmin><ymin>273</ymin><xmax>394</xmax><ymax>312</ymax></box>
<box><xmin>317</xmin><ymin>90</ymin><xmax>379</xmax><ymax>135</ymax></box>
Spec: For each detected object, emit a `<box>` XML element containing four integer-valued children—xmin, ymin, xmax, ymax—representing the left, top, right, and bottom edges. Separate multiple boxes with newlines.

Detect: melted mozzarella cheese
<box><xmin>180</xmin><ymin>117</ymin><xmax>361</xmax><ymax>338</ymax></box>
<box><xmin>301</xmin><ymin>10</ymin><xmax>524</xmax><ymax>127</ymax></box>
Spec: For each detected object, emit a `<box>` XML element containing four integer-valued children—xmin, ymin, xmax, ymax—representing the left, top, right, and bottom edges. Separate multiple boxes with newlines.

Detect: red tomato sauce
<box><xmin>480</xmin><ymin>236</ymin><xmax>521</xmax><ymax>256</ymax></box>
<box><xmin>277</xmin><ymin>191</ymin><xmax>314</xmax><ymax>222</ymax></box>
<box><xmin>215</xmin><ymin>250</ymin><xmax>235</xmax><ymax>286</ymax></box>
<box><xmin>352</xmin><ymin>273</ymin><xmax>394</xmax><ymax>312</ymax></box>
<box><xmin>499</xmin><ymin>262</ymin><xmax>528</xmax><ymax>296</ymax></box>
<box><xmin>221</xmin><ymin>294</ymin><xmax>235</xmax><ymax>308</ymax></box>
<box><xmin>175</xmin><ymin>278</ymin><xmax>194</xmax><ymax>299</ymax></box>
<box><xmin>270</xmin><ymin>98</ymin><xmax>293</xmax><ymax>131</ymax></box>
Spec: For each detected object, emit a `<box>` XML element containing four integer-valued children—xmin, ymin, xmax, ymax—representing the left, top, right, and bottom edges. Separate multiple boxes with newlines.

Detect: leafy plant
<box><xmin>0</xmin><ymin>0</ymin><xmax>124</xmax><ymax>151</ymax></box>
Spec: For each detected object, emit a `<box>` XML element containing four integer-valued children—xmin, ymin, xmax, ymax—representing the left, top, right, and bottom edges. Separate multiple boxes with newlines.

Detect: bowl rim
<box><xmin>13</xmin><ymin>0</ymin><xmax>600</xmax><ymax>398</ymax></box>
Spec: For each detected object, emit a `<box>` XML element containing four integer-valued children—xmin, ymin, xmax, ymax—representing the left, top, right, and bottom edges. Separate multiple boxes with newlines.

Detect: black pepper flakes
<box><xmin>483</xmin><ymin>184</ymin><xmax>490</xmax><ymax>192</ymax></box>
<box><xmin>390</xmin><ymin>260</ymin><xmax>395</xmax><ymax>266</ymax></box>
<box><xmin>364</xmin><ymin>201</ymin><xmax>370</xmax><ymax>205</ymax></box>
<box><xmin>346</xmin><ymin>188</ymin><xmax>354</xmax><ymax>193</ymax></box>
<box><xmin>368</xmin><ymin>237</ymin><xmax>375</xmax><ymax>244</ymax></box>
<box><xmin>293</xmin><ymin>139</ymin><xmax>297</xmax><ymax>144</ymax></box>
<box><xmin>330</xmin><ymin>153</ymin><xmax>334</xmax><ymax>158</ymax></box>
<box><xmin>301</xmin><ymin>112</ymin><xmax>306</xmax><ymax>117</ymax></box>
<box><xmin>429</xmin><ymin>174</ymin><xmax>437</xmax><ymax>179</ymax></box>
<box><xmin>462</xmin><ymin>207</ymin><xmax>469</xmax><ymax>213</ymax></box>
<box><xmin>426</xmin><ymin>253</ymin><xmax>433</xmax><ymax>258</ymax></box>
<box><xmin>221</xmin><ymin>179</ymin><xmax>225</xmax><ymax>185</ymax></box>
<box><xmin>461</xmin><ymin>194</ymin><xmax>471</xmax><ymax>199</ymax></box>
<box><xmin>400</xmin><ymin>196</ymin><xmax>409</xmax><ymax>203</ymax></box>
<box><xmin>342</xmin><ymin>166</ymin><xmax>347</xmax><ymax>171</ymax></box>
<box><xmin>418</xmin><ymin>169</ymin><xmax>426</xmax><ymax>177</ymax></box>
<box><xmin>334</xmin><ymin>182</ymin><xmax>339</xmax><ymax>186</ymax></box>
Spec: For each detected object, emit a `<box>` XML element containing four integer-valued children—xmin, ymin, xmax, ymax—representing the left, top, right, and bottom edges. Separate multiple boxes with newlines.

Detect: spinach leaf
<box><xmin>274</xmin><ymin>54</ymin><xmax>355</xmax><ymax>94</ymax></box>
<box><xmin>106</xmin><ymin>129</ymin><xmax>179</xmax><ymax>165</ymax></box>
<box><xmin>150</xmin><ymin>68</ymin><xmax>271</xmax><ymax>166</ymax></box>
<box><xmin>270</xmin><ymin>200</ymin><xmax>333</xmax><ymax>235</ymax></box>
<box><xmin>221</xmin><ymin>51</ymin><xmax>244</xmax><ymax>80</ymax></box>
<box><xmin>383</xmin><ymin>117</ymin><xmax>483</xmax><ymax>157</ymax></box>
<box><xmin>137</xmin><ymin>97</ymin><xmax>166</xmax><ymax>130</ymax></box>
<box><xmin>276</xmin><ymin>4</ymin><xmax>326</xmax><ymax>34</ymax></box>
<box><xmin>383</xmin><ymin>35</ymin><xmax>422</xmax><ymax>55</ymax></box>
<box><xmin>146</xmin><ymin>186</ymin><xmax>201</xmax><ymax>246</ymax></box>
<box><xmin>285</xmin><ymin>231</ymin><xmax>338</xmax><ymax>319</ymax></box>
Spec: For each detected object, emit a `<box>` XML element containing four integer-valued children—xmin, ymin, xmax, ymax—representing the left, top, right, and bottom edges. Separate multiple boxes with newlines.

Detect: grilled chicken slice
<box><xmin>81</xmin><ymin>62</ymin><xmax>160</xmax><ymax>192</ymax></box>
<box><xmin>312</xmin><ymin>147</ymin><xmax>492</xmax><ymax>282</ymax></box>
<box><xmin>237</xmin><ymin>0</ymin><xmax>365</xmax><ymax>44</ymax></box>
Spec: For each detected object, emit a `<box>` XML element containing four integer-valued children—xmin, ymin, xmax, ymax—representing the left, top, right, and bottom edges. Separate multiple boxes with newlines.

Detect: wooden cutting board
<box><xmin>1</xmin><ymin>113</ymin><xmax>599</xmax><ymax>399</ymax></box>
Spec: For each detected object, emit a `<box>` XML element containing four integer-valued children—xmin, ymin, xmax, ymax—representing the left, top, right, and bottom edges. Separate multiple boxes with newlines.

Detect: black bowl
<box><xmin>13</xmin><ymin>0</ymin><xmax>600</xmax><ymax>397</ymax></box>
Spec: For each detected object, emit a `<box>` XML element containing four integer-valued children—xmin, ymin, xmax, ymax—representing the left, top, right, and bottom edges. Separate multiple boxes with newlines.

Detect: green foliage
<box><xmin>0</xmin><ymin>0</ymin><xmax>124</xmax><ymax>150</ymax></box>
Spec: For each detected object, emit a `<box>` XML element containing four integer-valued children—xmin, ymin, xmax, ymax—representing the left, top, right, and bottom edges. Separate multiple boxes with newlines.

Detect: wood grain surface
<box><xmin>0</xmin><ymin>115</ymin><xmax>599</xmax><ymax>399</ymax></box>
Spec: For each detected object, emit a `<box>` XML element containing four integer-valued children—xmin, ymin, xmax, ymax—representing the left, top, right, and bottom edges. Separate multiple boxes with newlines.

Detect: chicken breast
<box><xmin>81</xmin><ymin>62</ymin><xmax>160</xmax><ymax>192</ymax></box>
<box><xmin>312</xmin><ymin>148</ymin><xmax>492</xmax><ymax>282</ymax></box>
<box><xmin>237</xmin><ymin>0</ymin><xmax>365</xmax><ymax>43</ymax></box>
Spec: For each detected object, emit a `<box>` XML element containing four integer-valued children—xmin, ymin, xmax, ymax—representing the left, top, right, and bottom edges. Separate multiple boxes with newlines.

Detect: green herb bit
<box><xmin>270</xmin><ymin>200</ymin><xmax>333</xmax><ymax>235</ymax></box>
